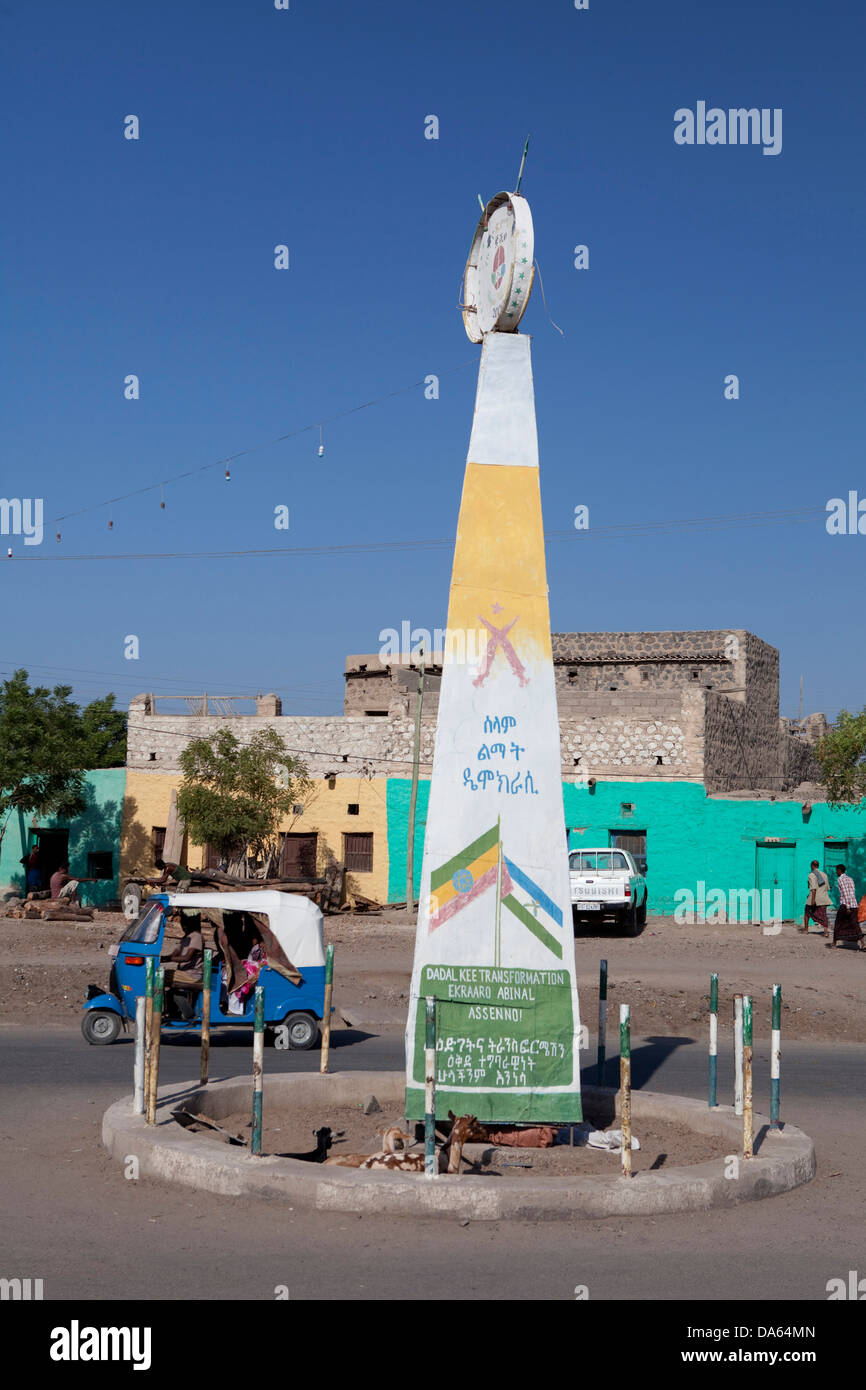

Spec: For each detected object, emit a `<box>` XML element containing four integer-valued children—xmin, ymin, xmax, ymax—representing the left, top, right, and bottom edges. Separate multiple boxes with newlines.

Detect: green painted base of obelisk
<box><xmin>404</xmin><ymin>1086</ymin><xmax>583</xmax><ymax>1125</ymax></box>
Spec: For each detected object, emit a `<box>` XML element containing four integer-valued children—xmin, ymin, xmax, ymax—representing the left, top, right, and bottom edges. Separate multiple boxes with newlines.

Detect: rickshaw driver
<box><xmin>162</xmin><ymin>910</ymin><xmax>205</xmax><ymax>1020</ymax></box>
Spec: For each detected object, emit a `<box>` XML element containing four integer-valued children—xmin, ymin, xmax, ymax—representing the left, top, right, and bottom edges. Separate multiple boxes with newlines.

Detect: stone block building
<box><xmin>119</xmin><ymin>630</ymin><xmax>848</xmax><ymax>918</ymax></box>
<box><xmin>346</xmin><ymin>630</ymin><xmax>822</xmax><ymax>794</ymax></box>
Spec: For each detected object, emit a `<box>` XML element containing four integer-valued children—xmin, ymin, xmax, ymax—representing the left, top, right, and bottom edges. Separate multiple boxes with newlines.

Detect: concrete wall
<box><xmin>558</xmin><ymin>688</ymin><xmax>704</xmax><ymax>780</ymax></box>
<box><xmin>127</xmin><ymin>698</ymin><xmax>427</xmax><ymax>778</ymax></box>
<box><xmin>0</xmin><ymin>768</ymin><xmax>126</xmax><ymax>906</ymax></box>
<box><xmin>387</xmin><ymin>775</ymin><xmax>866</xmax><ymax>919</ymax></box>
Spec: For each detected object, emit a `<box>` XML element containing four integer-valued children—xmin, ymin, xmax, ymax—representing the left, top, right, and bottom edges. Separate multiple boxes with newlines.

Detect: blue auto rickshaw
<box><xmin>82</xmin><ymin>889</ymin><xmax>328</xmax><ymax>1048</ymax></box>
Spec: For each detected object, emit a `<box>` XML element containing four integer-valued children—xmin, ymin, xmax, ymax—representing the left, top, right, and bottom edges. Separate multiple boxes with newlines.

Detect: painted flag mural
<box><xmin>405</xmin><ymin>331</ymin><xmax>582</xmax><ymax>1124</ymax></box>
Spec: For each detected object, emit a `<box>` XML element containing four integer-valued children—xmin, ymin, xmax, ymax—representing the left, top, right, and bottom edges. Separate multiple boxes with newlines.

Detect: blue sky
<box><xmin>3</xmin><ymin>0</ymin><xmax>864</xmax><ymax>723</ymax></box>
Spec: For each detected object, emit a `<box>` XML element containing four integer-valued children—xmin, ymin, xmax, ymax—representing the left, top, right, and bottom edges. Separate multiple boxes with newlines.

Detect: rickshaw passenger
<box><xmin>227</xmin><ymin>931</ymin><xmax>268</xmax><ymax>1014</ymax></box>
<box><xmin>163</xmin><ymin>911</ymin><xmax>205</xmax><ymax>1019</ymax></box>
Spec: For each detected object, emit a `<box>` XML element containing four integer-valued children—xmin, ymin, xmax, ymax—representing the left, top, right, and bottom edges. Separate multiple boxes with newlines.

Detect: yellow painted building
<box><xmin>121</xmin><ymin>770</ymin><xmax>390</xmax><ymax>903</ymax></box>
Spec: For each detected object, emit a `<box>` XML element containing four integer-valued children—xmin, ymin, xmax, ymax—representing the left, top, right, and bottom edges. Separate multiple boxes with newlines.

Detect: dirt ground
<box><xmin>189</xmin><ymin>1098</ymin><xmax>723</xmax><ymax>1175</ymax></box>
<box><xmin>1</xmin><ymin>905</ymin><xmax>864</xmax><ymax>1043</ymax></box>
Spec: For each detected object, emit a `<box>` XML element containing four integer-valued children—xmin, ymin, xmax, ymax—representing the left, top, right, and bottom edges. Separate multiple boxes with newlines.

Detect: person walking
<box><xmin>803</xmin><ymin>860</ymin><xmax>832</xmax><ymax>936</ymax></box>
<box><xmin>831</xmin><ymin>864</ymin><xmax>864</xmax><ymax>950</ymax></box>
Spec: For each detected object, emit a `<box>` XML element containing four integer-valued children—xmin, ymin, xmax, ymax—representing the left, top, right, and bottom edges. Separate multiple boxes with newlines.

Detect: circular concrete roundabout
<box><xmin>102</xmin><ymin>1071</ymin><xmax>816</xmax><ymax>1221</ymax></box>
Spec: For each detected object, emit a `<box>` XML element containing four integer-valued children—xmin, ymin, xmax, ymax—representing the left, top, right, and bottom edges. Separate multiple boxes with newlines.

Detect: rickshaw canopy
<box><xmin>166</xmin><ymin>890</ymin><xmax>326</xmax><ymax>969</ymax></box>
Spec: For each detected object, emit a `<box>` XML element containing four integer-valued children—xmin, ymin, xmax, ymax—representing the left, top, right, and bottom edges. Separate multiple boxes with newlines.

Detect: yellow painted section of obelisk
<box><xmin>446</xmin><ymin>462</ymin><xmax>552</xmax><ymax>661</ymax></box>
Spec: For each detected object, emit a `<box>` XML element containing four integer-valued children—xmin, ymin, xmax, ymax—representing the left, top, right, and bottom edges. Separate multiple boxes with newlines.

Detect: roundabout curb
<box><xmin>102</xmin><ymin>1070</ymin><xmax>816</xmax><ymax>1221</ymax></box>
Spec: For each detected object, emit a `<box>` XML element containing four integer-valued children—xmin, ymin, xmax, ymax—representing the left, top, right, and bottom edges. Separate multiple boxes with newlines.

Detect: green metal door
<box><xmin>823</xmin><ymin>843</ymin><xmax>848</xmax><ymax>905</ymax></box>
<box><xmin>756</xmin><ymin>844</ymin><xmax>796</xmax><ymax>922</ymax></box>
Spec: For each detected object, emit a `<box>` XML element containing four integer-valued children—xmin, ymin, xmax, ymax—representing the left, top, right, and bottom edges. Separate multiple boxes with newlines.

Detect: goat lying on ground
<box><xmin>378</xmin><ymin>1125</ymin><xmax>416</xmax><ymax>1154</ymax></box>
<box><xmin>280</xmin><ymin>1126</ymin><xmax>345</xmax><ymax>1162</ymax></box>
<box><xmin>324</xmin><ymin>1114</ymin><xmax>477</xmax><ymax>1173</ymax></box>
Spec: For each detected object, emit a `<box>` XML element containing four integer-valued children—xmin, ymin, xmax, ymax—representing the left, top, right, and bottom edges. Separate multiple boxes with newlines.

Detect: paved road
<box><xmin>1</xmin><ymin>1024</ymin><xmax>864</xmax><ymax>1301</ymax></box>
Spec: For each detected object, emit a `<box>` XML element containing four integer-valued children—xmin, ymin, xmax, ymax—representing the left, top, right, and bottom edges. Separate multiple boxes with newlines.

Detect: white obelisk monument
<box><xmin>404</xmin><ymin>189</ymin><xmax>582</xmax><ymax>1123</ymax></box>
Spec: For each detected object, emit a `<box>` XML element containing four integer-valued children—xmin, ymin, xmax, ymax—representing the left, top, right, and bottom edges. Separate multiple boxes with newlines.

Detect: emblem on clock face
<box><xmin>491</xmin><ymin>244</ymin><xmax>506</xmax><ymax>290</ymax></box>
<box><xmin>462</xmin><ymin>191</ymin><xmax>535</xmax><ymax>342</ymax></box>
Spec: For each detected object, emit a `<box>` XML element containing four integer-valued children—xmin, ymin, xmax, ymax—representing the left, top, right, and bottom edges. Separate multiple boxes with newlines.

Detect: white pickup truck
<box><xmin>568</xmin><ymin>848</ymin><xmax>648</xmax><ymax>935</ymax></box>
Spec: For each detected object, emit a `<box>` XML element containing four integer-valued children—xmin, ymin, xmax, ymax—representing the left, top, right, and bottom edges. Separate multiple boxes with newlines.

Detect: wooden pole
<box><xmin>620</xmin><ymin>1004</ymin><xmax>632</xmax><ymax>1178</ymax></box>
<box><xmin>597</xmin><ymin>958</ymin><xmax>608</xmax><ymax>1083</ymax></box>
<box><xmin>319</xmin><ymin>942</ymin><xmax>334</xmax><ymax>1074</ymax></box>
<box><xmin>708</xmin><ymin>972</ymin><xmax>718</xmax><ymax>1107</ymax></box>
<box><xmin>143</xmin><ymin>958</ymin><xmax>154</xmax><ymax>1118</ymax></box>
<box><xmin>146</xmin><ymin>966</ymin><xmax>164</xmax><ymax>1126</ymax></box>
<box><xmin>733</xmin><ymin>993</ymin><xmax>744</xmax><ymax>1116</ymax></box>
<box><xmin>742</xmin><ymin>994</ymin><xmax>753</xmax><ymax>1158</ymax></box>
<box><xmin>424</xmin><ymin>996</ymin><xmax>437</xmax><ymax>1178</ymax></box>
<box><xmin>405</xmin><ymin>647</ymin><xmax>425</xmax><ymax>921</ymax></box>
<box><xmin>251</xmin><ymin>985</ymin><xmax>265</xmax><ymax>1156</ymax></box>
<box><xmin>133</xmin><ymin>994</ymin><xmax>146</xmax><ymax>1115</ymax></box>
<box><xmin>770</xmin><ymin>983</ymin><xmax>782</xmax><ymax>1129</ymax></box>
<box><xmin>200</xmin><ymin>949</ymin><xmax>212</xmax><ymax>1087</ymax></box>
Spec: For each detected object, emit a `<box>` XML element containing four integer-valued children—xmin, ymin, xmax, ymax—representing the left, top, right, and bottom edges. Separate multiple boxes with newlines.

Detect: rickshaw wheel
<box><xmin>283</xmin><ymin>1012</ymin><xmax>320</xmax><ymax>1051</ymax></box>
<box><xmin>82</xmin><ymin>1010</ymin><xmax>122</xmax><ymax>1045</ymax></box>
<box><xmin>121</xmin><ymin>882</ymin><xmax>143</xmax><ymax>922</ymax></box>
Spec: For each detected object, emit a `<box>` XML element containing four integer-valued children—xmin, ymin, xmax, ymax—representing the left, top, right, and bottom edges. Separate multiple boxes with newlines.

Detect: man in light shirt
<box><xmin>803</xmin><ymin>860</ymin><xmax>832</xmax><ymax>936</ymax></box>
<box><xmin>832</xmin><ymin>864</ymin><xmax>863</xmax><ymax>950</ymax></box>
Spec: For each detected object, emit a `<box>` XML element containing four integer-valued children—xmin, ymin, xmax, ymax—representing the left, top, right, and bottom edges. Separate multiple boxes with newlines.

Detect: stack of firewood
<box><xmin>8</xmin><ymin>900</ymin><xmax>95</xmax><ymax>922</ymax></box>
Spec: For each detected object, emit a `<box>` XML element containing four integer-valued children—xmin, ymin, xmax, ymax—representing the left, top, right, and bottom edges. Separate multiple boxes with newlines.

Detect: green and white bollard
<box><xmin>251</xmin><ymin>985</ymin><xmax>265</xmax><ymax>1157</ymax></box>
<box><xmin>320</xmin><ymin>943</ymin><xmax>335</xmax><ymax>1075</ymax></box>
<box><xmin>770</xmin><ymin>983</ymin><xmax>782</xmax><ymax>1129</ymax></box>
<box><xmin>133</xmin><ymin>995</ymin><xmax>146</xmax><ymax>1115</ymax></box>
<box><xmin>597</xmin><ymin>958</ymin><xmax>608</xmax><ymax>1084</ymax></box>
<box><xmin>708</xmin><ymin>972</ymin><xmax>718</xmax><ymax>1108</ymax></box>
<box><xmin>424</xmin><ymin>996</ymin><xmax>437</xmax><ymax>1178</ymax></box>
<box><xmin>200</xmin><ymin>948</ymin><xmax>212</xmax><ymax>1087</ymax></box>
<box><xmin>733</xmin><ymin>993</ymin><xmax>744</xmax><ymax>1116</ymax></box>
<box><xmin>620</xmin><ymin>1003</ymin><xmax>632</xmax><ymax>1178</ymax></box>
<box><xmin>742</xmin><ymin>994</ymin><xmax>753</xmax><ymax>1158</ymax></box>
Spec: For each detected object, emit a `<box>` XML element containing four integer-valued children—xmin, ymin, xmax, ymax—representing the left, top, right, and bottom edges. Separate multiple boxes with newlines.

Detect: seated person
<box><xmin>227</xmin><ymin>930</ymin><xmax>268</xmax><ymax>1015</ymax></box>
<box><xmin>163</xmin><ymin>911</ymin><xmax>205</xmax><ymax>1019</ymax></box>
<box><xmin>50</xmin><ymin>864</ymin><xmax>81</xmax><ymax>905</ymax></box>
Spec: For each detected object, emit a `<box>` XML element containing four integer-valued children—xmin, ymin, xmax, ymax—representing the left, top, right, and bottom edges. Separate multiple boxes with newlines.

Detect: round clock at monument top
<box><xmin>462</xmin><ymin>191</ymin><xmax>535</xmax><ymax>342</ymax></box>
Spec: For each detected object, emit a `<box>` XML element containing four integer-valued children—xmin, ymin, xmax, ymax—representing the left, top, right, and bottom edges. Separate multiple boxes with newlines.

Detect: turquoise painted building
<box><xmin>0</xmin><ymin>768</ymin><xmax>126</xmax><ymax>907</ymax></box>
<box><xmin>387</xmin><ymin>778</ymin><xmax>866</xmax><ymax>922</ymax></box>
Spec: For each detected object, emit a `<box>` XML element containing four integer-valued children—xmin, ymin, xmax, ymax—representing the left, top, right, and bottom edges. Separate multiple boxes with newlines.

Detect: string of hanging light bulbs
<box><xmin>47</xmin><ymin>360</ymin><xmax>477</xmax><ymax>542</ymax></box>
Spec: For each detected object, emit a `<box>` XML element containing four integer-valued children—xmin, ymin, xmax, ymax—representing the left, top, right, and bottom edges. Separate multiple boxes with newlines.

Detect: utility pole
<box><xmin>406</xmin><ymin>645</ymin><xmax>425</xmax><ymax>920</ymax></box>
<box><xmin>798</xmin><ymin>674</ymin><xmax>804</xmax><ymax>732</ymax></box>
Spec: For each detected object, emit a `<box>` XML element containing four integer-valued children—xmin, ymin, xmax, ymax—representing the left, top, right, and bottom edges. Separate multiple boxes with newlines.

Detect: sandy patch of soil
<box><xmin>185</xmin><ymin>1099</ymin><xmax>724</xmax><ymax>1177</ymax></box>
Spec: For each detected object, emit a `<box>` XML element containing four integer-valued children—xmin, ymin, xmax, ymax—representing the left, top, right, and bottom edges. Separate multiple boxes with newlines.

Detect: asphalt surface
<box><xmin>1</xmin><ymin>1023</ymin><xmax>864</xmax><ymax>1302</ymax></box>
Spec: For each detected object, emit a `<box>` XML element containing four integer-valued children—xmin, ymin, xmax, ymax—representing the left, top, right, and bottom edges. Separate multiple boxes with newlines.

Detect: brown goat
<box><xmin>323</xmin><ymin>1114</ymin><xmax>477</xmax><ymax>1174</ymax></box>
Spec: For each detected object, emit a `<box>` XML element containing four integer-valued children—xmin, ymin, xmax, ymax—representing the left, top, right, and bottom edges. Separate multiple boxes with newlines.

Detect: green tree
<box><xmin>0</xmin><ymin>670</ymin><xmax>129</xmax><ymax>858</ymax></box>
<box><xmin>176</xmin><ymin>728</ymin><xmax>311</xmax><ymax>869</ymax></box>
<box><xmin>79</xmin><ymin>693</ymin><xmax>127</xmax><ymax>769</ymax></box>
<box><xmin>0</xmin><ymin>670</ymin><xmax>88</xmax><ymax>855</ymax></box>
<box><xmin>814</xmin><ymin>708</ymin><xmax>866</xmax><ymax>808</ymax></box>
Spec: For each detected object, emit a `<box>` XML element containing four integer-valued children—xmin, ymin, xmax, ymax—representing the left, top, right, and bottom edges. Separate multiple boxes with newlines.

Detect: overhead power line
<box><xmin>48</xmin><ymin>359</ymin><xmax>478</xmax><ymax>528</ymax></box>
<box><xmin>7</xmin><ymin>505</ymin><xmax>825</xmax><ymax>562</ymax></box>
